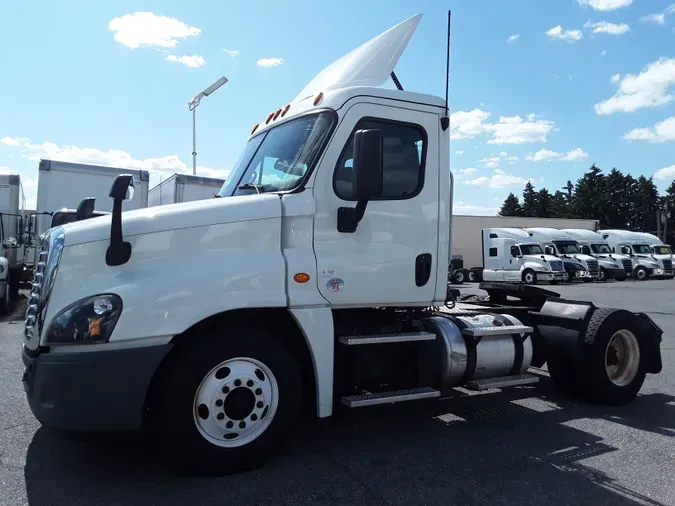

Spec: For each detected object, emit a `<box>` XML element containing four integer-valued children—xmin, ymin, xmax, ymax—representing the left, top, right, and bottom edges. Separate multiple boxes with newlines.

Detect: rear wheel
<box><xmin>451</xmin><ymin>270</ymin><xmax>465</xmax><ymax>285</ymax></box>
<box><xmin>151</xmin><ymin>326</ymin><xmax>303</xmax><ymax>475</ymax></box>
<box><xmin>468</xmin><ymin>270</ymin><xmax>477</xmax><ymax>283</ymax></box>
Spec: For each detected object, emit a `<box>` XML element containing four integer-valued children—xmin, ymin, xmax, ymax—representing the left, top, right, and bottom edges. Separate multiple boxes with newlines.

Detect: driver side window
<box><xmin>333</xmin><ymin>118</ymin><xmax>426</xmax><ymax>201</ymax></box>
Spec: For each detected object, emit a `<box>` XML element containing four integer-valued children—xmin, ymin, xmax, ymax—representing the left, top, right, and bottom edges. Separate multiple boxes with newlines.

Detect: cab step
<box><xmin>341</xmin><ymin>387</ymin><xmax>441</xmax><ymax>408</ymax></box>
<box><xmin>466</xmin><ymin>373</ymin><xmax>539</xmax><ymax>391</ymax></box>
<box><xmin>338</xmin><ymin>331</ymin><xmax>436</xmax><ymax>346</ymax></box>
<box><xmin>461</xmin><ymin>325</ymin><xmax>533</xmax><ymax>338</ymax></box>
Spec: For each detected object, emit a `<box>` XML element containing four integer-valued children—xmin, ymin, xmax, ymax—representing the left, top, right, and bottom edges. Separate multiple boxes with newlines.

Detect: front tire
<box><xmin>633</xmin><ymin>266</ymin><xmax>648</xmax><ymax>281</ymax></box>
<box><xmin>151</xmin><ymin>326</ymin><xmax>303</xmax><ymax>475</ymax></box>
<box><xmin>0</xmin><ymin>282</ymin><xmax>9</xmax><ymax>316</ymax></box>
<box><xmin>522</xmin><ymin>269</ymin><xmax>536</xmax><ymax>285</ymax></box>
<box><xmin>598</xmin><ymin>268</ymin><xmax>606</xmax><ymax>282</ymax></box>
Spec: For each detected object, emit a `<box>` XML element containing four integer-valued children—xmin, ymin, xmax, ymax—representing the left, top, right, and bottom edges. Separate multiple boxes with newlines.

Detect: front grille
<box><xmin>586</xmin><ymin>259</ymin><xmax>599</xmax><ymax>275</ymax></box>
<box><xmin>663</xmin><ymin>258</ymin><xmax>673</xmax><ymax>275</ymax></box>
<box><xmin>621</xmin><ymin>258</ymin><xmax>632</xmax><ymax>274</ymax></box>
<box><xmin>24</xmin><ymin>241</ymin><xmax>48</xmax><ymax>343</ymax></box>
<box><xmin>549</xmin><ymin>260</ymin><xmax>563</xmax><ymax>272</ymax></box>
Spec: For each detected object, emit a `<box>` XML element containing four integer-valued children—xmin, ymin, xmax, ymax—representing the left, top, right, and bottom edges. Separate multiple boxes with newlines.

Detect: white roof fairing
<box><xmin>292</xmin><ymin>13</ymin><xmax>423</xmax><ymax>103</ymax></box>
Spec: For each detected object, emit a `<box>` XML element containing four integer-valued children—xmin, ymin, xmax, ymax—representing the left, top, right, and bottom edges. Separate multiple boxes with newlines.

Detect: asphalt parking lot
<box><xmin>1</xmin><ymin>280</ymin><xmax>674</xmax><ymax>506</ymax></box>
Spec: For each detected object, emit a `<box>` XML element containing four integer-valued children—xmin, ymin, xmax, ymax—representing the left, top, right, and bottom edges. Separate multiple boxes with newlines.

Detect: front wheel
<box><xmin>0</xmin><ymin>282</ymin><xmax>9</xmax><ymax>316</ymax></box>
<box><xmin>151</xmin><ymin>326</ymin><xmax>303</xmax><ymax>475</ymax></box>
<box><xmin>633</xmin><ymin>266</ymin><xmax>648</xmax><ymax>281</ymax></box>
<box><xmin>598</xmin><ymin>268</ymin><xmax>607</xmax><ymax>282</ymax></box>
<box><xmin>522</xmin><ymin>269</ymin><xmax>536</xmax><ymax>285</ymax></box>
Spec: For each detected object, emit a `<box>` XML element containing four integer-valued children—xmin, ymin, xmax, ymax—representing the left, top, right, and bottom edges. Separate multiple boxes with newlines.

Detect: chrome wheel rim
<box><xmin>636</xmin><ymin>269</ymin><xmax>646</xmax><ymax>280</ymax></box>
<box><xmin>468</xmin><ymin>272</ymin><xmax>476</xmax><ymax>282</ymax></box>
<box><xmin>193</xmin><ymin>357</ymin><xmax>279</xmax><ymax>448</ymax></box>
<box><xmin>525</xmin><ymin>272</ymin><xmax>535</xmax><ymax>283</ymax></box>
<box><xmin>605</xmin><ymin>330</ymin><xmax>640</xmax><ymax>387</ymax></box>
<box><xmin>455</xmin><ymin>272</ymin><xmax>464</xmax><ymax>283</ymax></box>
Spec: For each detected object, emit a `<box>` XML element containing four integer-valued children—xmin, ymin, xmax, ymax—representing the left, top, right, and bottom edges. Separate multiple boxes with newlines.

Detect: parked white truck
<box><xmin>148</xmin><ymin>173</ymin><xmax>225</xmax><ymax>207</ymax></box>
<box><xmin>524</xmin><ymin>228</ymin><xmax>601</xmax><ymax>282</ymax></box>
<box><xmin>599</xmin><ymin>229</ymin><xmax>669</xmax><ymax>280</ymax></box>
<box><xmin>21</xmin><ymin>13</ymin><xmax>664</xmax><ymax>476</ymax></box>
<box><xmin>560</xmin><ymin>229</ymin><xmax>630</xmax><ymax>281</ymax></box>
<box><xmin>0</xmin><ymin>173</ymin><xmax>27</xmax><ymax>312</ymax></box>
<box><xmin>480</xmin><ymin>228</ymin><xmax>567</xmax><ymax>284</ymax></box>
<box><xmin>451</xmin><ymin>216</ymin><xmax>599</xmax><ymax>283</ymax></box>
<box><xmin>632</xmin><ymin>232</ymin><xmax>674</xmax><ymax>279</ymax></box>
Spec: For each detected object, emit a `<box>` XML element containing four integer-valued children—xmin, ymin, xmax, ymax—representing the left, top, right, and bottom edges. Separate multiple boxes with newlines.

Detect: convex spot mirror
<box><xmin>76</xmin><ymin>197</ymin><xmax>96</xmax><ymax>220</ymax></box>
<box><xmin>353</xmin><ymin>129</ymin><xmax>383</xmax><ymax>201</ymax></box>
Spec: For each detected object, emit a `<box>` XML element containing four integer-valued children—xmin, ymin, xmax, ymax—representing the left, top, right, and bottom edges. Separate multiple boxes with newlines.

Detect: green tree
<box><xmin>631</xmin><ymin>176</ymin><xmax>659</xmax><ymax>232</ymax></box>
<box><xmin>550</xmin><ymin>190</ymin><xmax>569</xmax><ymax>218</ymax></box>
<box><xmin>522</xmin><ymin>181</ymin><xmax>538</xmax><ymax>217</ymax></box>
<box><xmin>537</xmin><ymin>188</ymin><xmax>552</xmax><ymax>217</ymax></box>
<box><xmin>572</xmin><ymin>164</ymin><xmax>606</xmax><ymax>220</ymax></box>
<box><xmin>499</xmin><ymin>192</ymin><xmax>523</xmax><ymax>216</ymax></box>
<box><xmin>604</xmin><ymin>168</ymin><xmax>635</xmax><ymax>228</ymax></box>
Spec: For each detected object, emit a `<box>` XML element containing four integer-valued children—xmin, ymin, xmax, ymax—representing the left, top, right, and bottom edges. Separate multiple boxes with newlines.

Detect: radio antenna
<box><xmin>440</xmin><ymin>10</ymin><xmax>451</xmax><ymax>131</ymax></box>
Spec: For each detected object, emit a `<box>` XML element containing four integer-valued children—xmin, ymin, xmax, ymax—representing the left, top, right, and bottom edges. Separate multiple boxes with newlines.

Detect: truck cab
<box><xmin>599</xmin><ymin>229</ymin><xmax>666</xmax><ymax>280</ymax></box>
<box><xmin>18</xmin><ymin>13</ymin><xmax>664</xmax><ymax>476</ymax></box>
<box><xmin>481</xmin><ymin>228</ymin><xmax>566</xmax><ymax>284</ymax></box>
<box><xmin>560</xmin><ymin>228</ymin><xmax>629</xmax><ymax>281</ymax></box>
<box><xmin>523</xmin><ymin>227</ymin><xmax>596</xmax><ymax>282</ymax></box>
<box><xmin>631</xmin><ymin>232</ymin><xmax>674</xmax><ymax>279</ymax></box>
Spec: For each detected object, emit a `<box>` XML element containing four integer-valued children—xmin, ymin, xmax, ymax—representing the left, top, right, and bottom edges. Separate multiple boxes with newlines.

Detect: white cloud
<box><xmin>507</xmin><ymin>34</ymin><xmax>520</xmax><ymax>43</ymax></box>
<box><xmin>546</xmin><ymin>25</ymin><xmax>583</xmax><ymax>42</ymax></box>
<box><xmin>601</xmin><ymin>49</ymin><xmax>607</xmax><ymax>56</ymax></box>
<box><xmin>526</xmin><ymin>149</ymin><xmax>559</xmax><ymax>162</ymax></box>
<box><xmin>455</xmin><ymin>168</ymin><xmax>478</xmax><ymax>180</ymax></box>
<box><xmin>257</xmin><ymin>57</ymin><xmax>285</xmax><ymax>68</ymax></box>
<box><xmin>526</xmin><ymin>147</ymin><xmax>588</xmax><ymax>162</ymax></box>
<box><xmin>576</xmin><ymin>0</ymin><xmax>632</xmax><ymax>11</ymax></box>
<box><xmin>108</xmin><ymin>12</ymin><xmax>201</xmax><ymax>49</ymax></box>
<box><xmin>1</xmin><ymin>136</ymin><xmax>21</xmax><ymax>146</ymax></box>
<box><xmin>610</xmin><ymin>73</ymin><xmax>621</xmax><ymax>84</ymax></box>
<box><xmin>222</xmin><ymin>49</ymin><xmax>240</xmax><ymax>57</ymax></box>
<box><xmin>623</xmin><ymin>116</ymin><xmax>675</xmax><ymax>142</ymax></box>
<box><xmin>560</xmin><ymin>148</ymin><xmax>588</xmax><ymax>161</ymax></box>
<box><xmin>454</xmin><ymin>149</ymin><xmax>464</xmax><ymax>155</ymax></box>
<box><xmin>166</xmin><ymin>54</ymin><xmax>205</xmax><ymax>67</ymax></box>
<box><xmin>453</xmin><ymin>201</ymin><xmax>499</xmax><ymax>215</ymax></box>
<box><xmin>464</xmin><ymin>169</ymin><xmax>532</xmax><ymax>189</ymax></box>
<box><xmin>640</xmin><ymin>13</ymin><xmax>665</xmax><ymax>24</ymax></box>
<box><xmin>595</xmin><ymin>58</ymin><xmax>675</xmax><ymax>114</ymax></box>
<box><xmin>654</xmin><ymin>165</ymin><xmax>675</xmax><ymax>180</ymax></box>
<box><xmin>484</xmin><ymin>115</ymin><xmax>556</xmax><ymax>144</ymax></box>
<box><xmin>477</xmin><ymin>153</ymin><xmax>518</xmax><ymax>168</ymax></box>
<box><xmin>583</xmin><ymin>20</ymin><xmax>630</xmax><ymax>35</ymax></box>
<box><xmin>450</xmin><ymin>109</ymin><xmax>491</xmax><ymax>140</ymax></box>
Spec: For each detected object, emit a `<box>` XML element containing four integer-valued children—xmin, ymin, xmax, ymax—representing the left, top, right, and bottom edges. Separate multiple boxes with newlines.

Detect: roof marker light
<box><xmin>251</xmin><ymin>123</ymin><xmax>259</xmax><ymax>135</ymax></box>
<box><xmin>273</xmin><ymin>108</ymin><xmax>282</xmax><ymax>120</ymax></box>
<box><xmin>313</xmin><ymin>92</ymin><xmax>324</xmax><ymax>106</ymax></box>
<box><xmin>281</xmin><ymin>104</ymin><xmax>291</xmax><ymax>117</ymax></box>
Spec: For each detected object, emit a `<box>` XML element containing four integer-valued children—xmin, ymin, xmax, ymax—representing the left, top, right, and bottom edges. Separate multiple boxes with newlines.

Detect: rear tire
<box><xmin>451</xmin><ymin>270</ymin><xmax>465</xmax><ymax>285</ymax></box>
<box><xmin>151</xmin><ymin>326</ymin><xmax>303</xmax><ymax>475</ymax></box>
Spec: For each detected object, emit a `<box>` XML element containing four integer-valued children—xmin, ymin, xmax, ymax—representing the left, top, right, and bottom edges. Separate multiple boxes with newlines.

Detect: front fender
<box><xmin>41</xmin><ymin>214</ymin><xmax>287</xmax><ymax>345</ymax></box>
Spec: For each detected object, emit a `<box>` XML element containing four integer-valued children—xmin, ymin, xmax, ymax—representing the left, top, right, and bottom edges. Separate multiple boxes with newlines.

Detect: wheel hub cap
<box><xmin>605</xmin><ymin>330</ymin><xmax>640</xmax><ymax>387</ymax></box>
<box><xmin>193</xmin><ymin>357</ymin><xmax>278</xmax><ymax>448</ymax></box>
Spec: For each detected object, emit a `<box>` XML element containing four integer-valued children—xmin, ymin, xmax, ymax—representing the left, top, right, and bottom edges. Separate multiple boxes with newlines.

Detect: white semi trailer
<box><xmin>148</xmin><ymin>173</ymin><xmax>225</xmax><ymax>207</ymax></box>
<box><xmin>451</xmin><ymin>215</ymin><xmax>599</xmax><ymax>282</ymax></box>
<box><xmin>20</xmin><ymin>13</ymin><xmax>664</xmax><ymax>476</ymax></box>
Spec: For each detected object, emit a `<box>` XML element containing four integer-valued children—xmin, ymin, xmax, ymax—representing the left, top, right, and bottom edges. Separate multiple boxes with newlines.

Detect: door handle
<box><xmin>415</xmin><ymin>253</ymin><xmax>432</xmax><ymax>287</ymax></box>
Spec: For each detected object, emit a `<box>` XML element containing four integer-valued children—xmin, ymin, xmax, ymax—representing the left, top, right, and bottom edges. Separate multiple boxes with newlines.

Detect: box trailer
<box><xmin>148</xmin><ymin>173</ymin><xmax>225</xmax><ymax>207</ymax></box>
<box><xmin>450</xmin><ymin>215</ymin><xmax>599</xmax><ymax>282</ymax></box>
<box><xmin>34</xmin><ymin>159</ymin><xmax>150</xmax><ymax>238</ymax></box>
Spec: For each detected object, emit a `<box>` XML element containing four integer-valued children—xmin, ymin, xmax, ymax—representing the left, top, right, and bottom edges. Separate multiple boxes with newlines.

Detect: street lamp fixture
<box><xmin>188</xmin><ymin>76</ymin><xmax>228</xmax><ymax>175</ymax></box>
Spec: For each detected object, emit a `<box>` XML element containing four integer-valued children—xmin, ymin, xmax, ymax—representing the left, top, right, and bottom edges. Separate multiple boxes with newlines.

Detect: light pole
<box><xmin>188</xmin><ymin>76</ymin><xmax>228</xmax><ymax>175</ymax></box>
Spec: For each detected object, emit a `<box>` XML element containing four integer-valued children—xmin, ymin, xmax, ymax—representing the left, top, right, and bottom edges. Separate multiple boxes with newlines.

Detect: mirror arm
<box><xmin>105</xmin><ymin>199</ymin><xmax>131</xmax><ymax>266</ymax></box>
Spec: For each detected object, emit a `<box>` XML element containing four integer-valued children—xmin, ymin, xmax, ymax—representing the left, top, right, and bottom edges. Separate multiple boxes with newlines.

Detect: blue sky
<box><xmin>1</xmin><ymin>0</ymin><xmax>674</xmax><ymax>214</ymax></box>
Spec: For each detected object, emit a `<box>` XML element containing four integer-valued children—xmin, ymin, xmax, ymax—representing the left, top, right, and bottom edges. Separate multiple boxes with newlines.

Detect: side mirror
<box><xmin>353</xmin><ymin>129</ymin><xmax>383</xmax><ymax>201</ymax></box>
<box><xmin>76</xmin><ymin>197</ymin><xmax>96</xmax><ymax>220</ymax></box>
<box><xmin>109</xmin><ymin>174</ymin><xmax>135</xmax><ymax>201</ymax></box>
<box><xmin>337</xmin><ymin>129</ymin><xmax>383</xmax><ymax>234</ymax></box>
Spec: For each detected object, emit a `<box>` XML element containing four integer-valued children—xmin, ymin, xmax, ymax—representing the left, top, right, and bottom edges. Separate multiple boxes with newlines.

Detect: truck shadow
<box><xmin>23</xmin><ymin>377</ymin><xmax>674</xmax><ymax>505</ymax></box>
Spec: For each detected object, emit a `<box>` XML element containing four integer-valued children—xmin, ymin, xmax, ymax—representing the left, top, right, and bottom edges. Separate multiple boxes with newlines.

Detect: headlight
<box><xmin>610</xmin><ymin>263</ymin><xmax>619</xmax><ymax>268</ymax></box>
<box><xmin>45</xmin><ymin>294</ymin><xmax>122</xmax><ymax>345</ymax></box>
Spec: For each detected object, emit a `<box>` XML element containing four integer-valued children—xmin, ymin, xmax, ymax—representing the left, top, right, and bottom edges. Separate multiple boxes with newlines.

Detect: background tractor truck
<box><xmin>560</xmin><ymin>228</ymin><xmax>629</xmax><ymax>281</ymax></box>
<box><xmin>632</xmin><ymin>232</ymin><xmax>674</xmax><ymax>280</ymax></box>
<box><xmin>477</xmin><ymin>228</ymin><xmax>567</xmax><ymax>284</ymax></box>
<box><xmin>20</xmin><ymin>13</ymin><xmax>664</xmax><ymax>476</ymax></box>
<box><xmin>599</xmin><ymin>229</ymin><xmax>668</xmax><ymax>281</ymax></box>
<box><xmin>523</xmin><ymin>228</ymin><xmax>598</xmax><ymax>282</ymax></box>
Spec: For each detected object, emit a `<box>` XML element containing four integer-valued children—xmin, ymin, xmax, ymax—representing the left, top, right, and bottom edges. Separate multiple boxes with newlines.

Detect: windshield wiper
<box><xmin>237</xmin><ymin>183</ymin><xmax>266</xmax><ymax>193</ymax></box>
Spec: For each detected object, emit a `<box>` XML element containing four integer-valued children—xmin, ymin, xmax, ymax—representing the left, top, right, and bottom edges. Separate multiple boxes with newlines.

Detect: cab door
<box><xmin>504</xmin><ymin>244</ymin><xmax>523</xmax><ymax>281</ymax></box>
<box><xmin>312</xmin><ymin>102</ymin><xmax>440</xmax><ymax>306</ymax></box>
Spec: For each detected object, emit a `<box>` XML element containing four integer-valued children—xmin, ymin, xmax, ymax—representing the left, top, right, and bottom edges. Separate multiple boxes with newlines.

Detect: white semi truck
<box><xmin>148</xmin><ymin>173</ymin><xmax>226</xmax><ymax>207</ymax></box>
<box><xmin>480</xmin><ymin>228</ymin><xmax>567</xmax><ymax>284</ymax></box>
<box><xmin>632</xmin><ymin>232</ymin><xmax>674</xmax><ymax>279</ymax></box>
<box><xmin>598</xmin><ymin>229</ymin><xmax>669</xmax><ymax>280</ymax></box>
<box><xmin>560</xmin><ymin>229</ymin><xmax>630</xmax><ymax>281</ymax></box>
<box><xmin>20</xmin><ymin>13</ymin><xmax>664</xmax><ymax>476</ymax></box>
<box><xmin>524</xmin><ymin>228</ymin><xmax>600</xmax><ymax>282</ymax></box>
<box><xmin>0</xmin><ymin>173</ymin><xmax>27</xmax><ymax>312</ymax></box>
<box><xmin>451</xmin><ymin>216</ymin><xmax>599</xmax><ymax>283</ymax></box>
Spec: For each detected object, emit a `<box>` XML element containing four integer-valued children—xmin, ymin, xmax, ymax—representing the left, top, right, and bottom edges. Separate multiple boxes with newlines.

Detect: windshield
<box><xmin>633</xmin><ymin>244</ymin><xmax>652</xmax><ymax>254</ymax></box>
<box><xmin>653</xmin><ymin>245</ymin><xmax>672</xmax><ymax>255</ymax></box>
<box><xmin>218</xmin><ymin>112</ymin><xmax>335</xmax><ymax>197</ymax></box>
<box><xmin>520</xmin><ymin>244</ymin><xmax>543</xmax><ymax>255</ymax></box>
<box><xmin>554</xmin><ymin>241</ymin><xmax>581</xmax><ymax>254</ymax></box>
<box><xmin>591</xmin><ymin>243</ymin><xmax>612</xmax><ymax>254</ymax></box>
